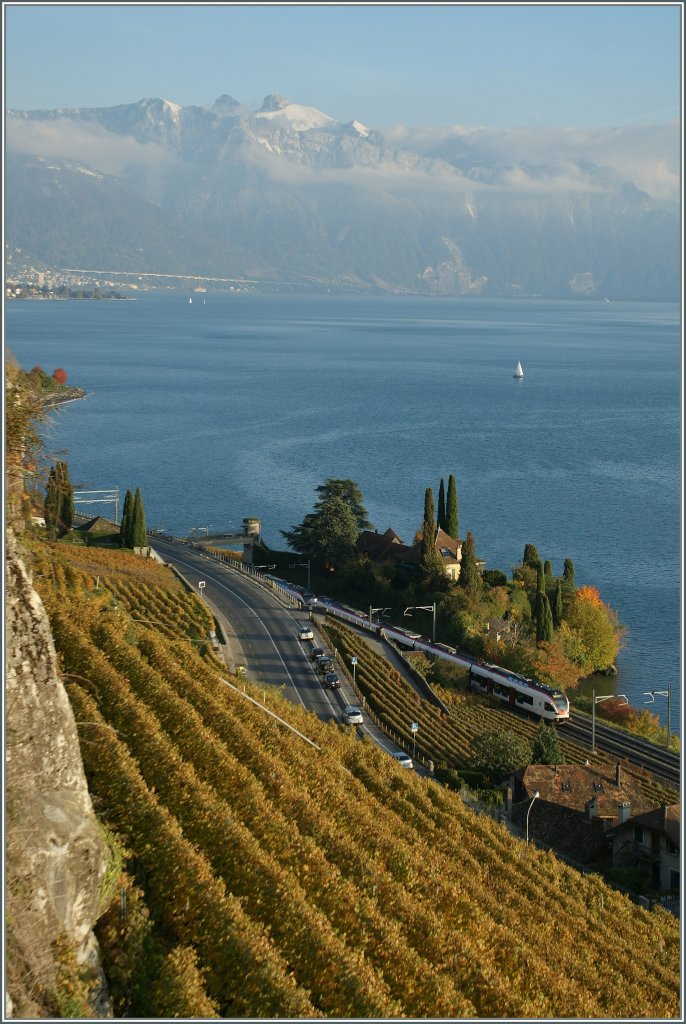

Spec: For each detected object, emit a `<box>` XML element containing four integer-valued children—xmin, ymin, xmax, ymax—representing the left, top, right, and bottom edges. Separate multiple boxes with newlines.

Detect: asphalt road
<box><xmin>149</xmin><ymin>539</ymin><xmax>404</xmax><ymax>761</ymax></box>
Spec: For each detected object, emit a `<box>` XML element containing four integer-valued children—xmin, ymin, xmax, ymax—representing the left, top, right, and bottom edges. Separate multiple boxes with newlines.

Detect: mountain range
<box><xmin>6</xmin><ymin>93</ymin><xmax>680</xmax><ymax>298</ymax></box>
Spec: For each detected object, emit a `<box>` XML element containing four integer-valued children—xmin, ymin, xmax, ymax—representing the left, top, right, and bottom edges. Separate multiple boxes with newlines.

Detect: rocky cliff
<box><xmin>5</xmin><ymin>531</ymin><xmax>112</xmax><ymax>1017</ymax></box>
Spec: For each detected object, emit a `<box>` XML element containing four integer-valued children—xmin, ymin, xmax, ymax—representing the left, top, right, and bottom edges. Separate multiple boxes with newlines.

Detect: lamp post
<box><xmin>643</xmin><ymin>687</ymin><xmax>673</xmax><ymax>749</ymax></box>
<box><xmin>592</xmin><ymin>690</ymin><xmax>628</xmax><ymax>753</ymax></box>
<box><xmin>526</xmin><ymin>790</ymin><xmax>540</xmax><ymax>845</ymax></box>
<box><xmin>289</xmin><ymin>560</ymin><xmax>311</xmax><ymax>592</ymax></box>
<box><xmin>404</xmin><ymin>604</ymin><xmax>436</xmax><ymax>642</ymax></box>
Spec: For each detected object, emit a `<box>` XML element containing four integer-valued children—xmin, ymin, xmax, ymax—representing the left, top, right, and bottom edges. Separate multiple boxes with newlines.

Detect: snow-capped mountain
<box><xmin>5</xmin><ymin>94</ymin><xmax>680</xmax><ymax>298</ymax></box>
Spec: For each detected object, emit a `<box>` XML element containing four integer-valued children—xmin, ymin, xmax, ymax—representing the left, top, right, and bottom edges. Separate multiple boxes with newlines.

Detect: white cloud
<box><xmin>6</xmin><ymin>117</ymin><xmax>178</xmax><ymax>177</ymax></box>
<box><xmin>383</xmin><ymin>120</ymin><xmax>679</xmax><ymax>203</ymax></box>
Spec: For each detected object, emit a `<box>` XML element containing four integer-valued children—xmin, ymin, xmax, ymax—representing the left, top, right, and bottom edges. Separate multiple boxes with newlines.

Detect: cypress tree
<box><xmin>446</xmin><ymin>474</ymin><xmax>459</xmax><ymax>539</ymax></box>
<box><xmin>437</xmin><ymin>478</ymin><xmax>446</xmax><ymax>532</ymax></box>
<box><xmin>544</xmin><ymin>559</ymin><xmax>553</xmax><ymax>582</ymax></box>
<box><xmin>131</xmin><ymin>487</ymin><xmax>147</xmax><ymax>548</ymax></box>
<box><xmin>523</xmin><ymin>543</ymin><xmax>541</xmax><ymax>567</ymax></box>
<box><xmin>553</xmin><ymin>579</ymin><xmax>564</xmax><ymax>629</ymax></box>
<box><xmin>419</xmin><ymin>487</ymin><xmax>443</xmax><ymax>582</ymax></box>
<box><xmin>58</xmin><ymin>461</ymin><xmax>74</xmax><ymax>534</ymax></box>
<box><xmin>44</xmin><ymin>465</ymin><xmax>60</xmax><ymax>539</ymax></box>
<box><xmin>536</xmin><ymin>592</ymin><xmax>554</xmax><ymax>643</ymax></box>
<box><xmin>458</xmin><ymin>531</ymin><xmax>481</xmax><ymax>595</ymax></box>
<box><xmin>534</xmin><ymin>561</ymin><xmax>546</xmax><ymax>617</ymax></box>
<box><xmin>120</xmin><ymin>489</ymin><xmax>133</xmax><ymax>547</ymax></box>
<box><xmin>563</xmin><ymin>558</ymin><xmax>576</xmax><ymax>591</ymax></box>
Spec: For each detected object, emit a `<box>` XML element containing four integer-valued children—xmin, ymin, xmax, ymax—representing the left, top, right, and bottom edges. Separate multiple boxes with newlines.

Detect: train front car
<box><xmin>468</xmin><ymin>664</ymin><xmax>569</xmax><ymax>722</ymax></box>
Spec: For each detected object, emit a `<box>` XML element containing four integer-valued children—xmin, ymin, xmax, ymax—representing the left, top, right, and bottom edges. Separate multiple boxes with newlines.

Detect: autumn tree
<box><xmin>446</xmin><ymin>474</ymin><xmax>459</xmax><ymax>539</ymax></box>
<box><xmin>52</xmin><ymin>368</ymin><xmax>68</xmax><ymax>385</ymax></box>
<box><xmin>562</xmin><ymin>588</ymin><xmax>622</xmax><ymax>674</ymax></box>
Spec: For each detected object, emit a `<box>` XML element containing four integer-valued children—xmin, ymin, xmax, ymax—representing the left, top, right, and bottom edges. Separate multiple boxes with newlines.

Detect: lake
<box><xmin>6</xmin><ymin>291</ymin><xmax>681</xmax><ymax>728</ymax></box>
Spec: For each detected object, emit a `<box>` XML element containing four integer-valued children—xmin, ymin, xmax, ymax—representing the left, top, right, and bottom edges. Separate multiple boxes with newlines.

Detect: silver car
<box><xmin>342</xmin><ymin>705</ymin><xmax>363</xmax><ymax>725</ymax></box>
<box><xmin>392</xmin><ymin>751</ymin><xmax>414</xmax><ymax>769</ymax></box>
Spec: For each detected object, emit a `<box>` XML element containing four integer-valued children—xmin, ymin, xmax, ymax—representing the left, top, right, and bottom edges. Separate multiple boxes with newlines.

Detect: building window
<box><xmin>669</xmin><ymin>869</ymin><xmax>679</xmax><ymax>890</ymax></box>
<box><xmin>634</xmin><ymin>826</ymin><xmax>644</xmax><ymax>844</ymax></box>
<box><xmin>666</xmin><ymin>838</ymin><xmax>678</xmax><ymax>856</ymax></box>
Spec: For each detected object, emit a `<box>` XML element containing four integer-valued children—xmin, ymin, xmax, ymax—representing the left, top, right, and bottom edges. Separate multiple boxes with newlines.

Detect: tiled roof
<box><xmin>516</xmin><ymin>762</ymin><xmax>654</xmax><ymax>819</ymax></box>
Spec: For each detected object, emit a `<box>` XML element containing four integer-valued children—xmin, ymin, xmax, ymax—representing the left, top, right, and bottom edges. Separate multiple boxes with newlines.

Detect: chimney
<box><xmin>585</xmin><ymin>797</ymin><xmax>597</xmax><ymax>820</ymax></box>
<box><xmin>617</xmin><ymin>801</ymin><xmax>631</xmax><ymax>824</ymax></box>
<box><xmin>615</xmin><ymin>763</ymin><xmax>622</xmax><ymax>787</ymax></box>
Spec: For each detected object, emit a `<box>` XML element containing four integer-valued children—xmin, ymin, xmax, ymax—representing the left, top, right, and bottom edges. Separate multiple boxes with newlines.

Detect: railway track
<box><xmin>563</xmin><ymin>712</ymin><xmax>680</xmax><ymax>789</ymax></box>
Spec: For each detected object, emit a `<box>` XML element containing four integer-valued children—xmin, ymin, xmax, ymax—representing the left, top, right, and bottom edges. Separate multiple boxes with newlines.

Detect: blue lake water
<box><xmin>6</xmin><ymin>292</ymin><xmax>681</xmax><ymax>728</ymax></box>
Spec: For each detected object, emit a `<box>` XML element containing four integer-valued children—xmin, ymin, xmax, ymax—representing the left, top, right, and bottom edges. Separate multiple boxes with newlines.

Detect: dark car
<box><xmin>311</xmin><ymin>647</ymin><xmax>325</xmax><ymax>661</ymax></box>
<box><xmin>317</xmin><ymin>657</ymin><xmax>334</xmax><ymax>674</ymax></box>
<box><xmin>323</xmin><ymin>672</ymin><xmax>340</xmax><ymax>689</ymax></box>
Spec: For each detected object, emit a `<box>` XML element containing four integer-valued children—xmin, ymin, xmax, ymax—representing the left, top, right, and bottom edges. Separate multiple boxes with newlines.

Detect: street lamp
<box><xmin>526</xmin><ymin>790</ymin><xmax>540</xmax><ymax>845</ymax></box>
<box><xmin>592</xmin><ymin>690</ymin><xmax>628</xmax><ymax>753</ymax></box>
<box><xmin>289</xmin><ymin>560</ymin><xmax>311</xmax><ymax>592</ymax></box>
<box><xmin>404</xmin><ymin>604</ymin><xmax>436</xmax><ymax>642</ymax></box>
<box><xmin>644</xmin><ymin>687</ymin><xmax>673</xmax><ymax>749</ymax></box>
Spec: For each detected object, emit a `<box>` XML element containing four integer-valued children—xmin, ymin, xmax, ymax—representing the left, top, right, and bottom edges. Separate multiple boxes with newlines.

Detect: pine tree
<box><xmin>446</xmin><ymin>474</ymin><xmax>459</xmax><ymax>539</ymax></box>
<box><xmin>553</xmin><ymin>579</ymin><xmax>564</xmax><ymax>629</ymax></box>
<box><xmin>131</xmin><ymin>488</ymin><xmax>147</xmax><ymax>548</ymax></box>
<box><xmin>563</xmin><ymin>558</ymin><xmax>576</xmax><ymax>591</ymax></box>
<box><xmin>536</xmin><ymin>592</ymin><xmax>554</xmax><ymax>643</ymax></box>
<box><xmin>120</xmin><ymin>490</ymin><xmax>134</xmax><ymax>547</ymax></box>
<box><xmin>437</xmin><ymin>479</ymin><xmax>446</xmax><ymax>532</ymax></box>
<box><xmin>532</xmin><ymin>721</ymin><xmax>563</xmax><ymax>765</ymax></box>
<box><xmin>523</xmin><ymin>543</ymin><xmax>541</xmax><ymax>567</ymax></box>
<box><xmin>458</xmin><ymin>531</ymin><xmax>481</xmax><ymax>595</ymax></box>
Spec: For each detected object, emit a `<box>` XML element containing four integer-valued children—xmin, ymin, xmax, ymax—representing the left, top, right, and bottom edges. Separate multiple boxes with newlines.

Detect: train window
<box><xmin>516</xmin><ymin>693</ymin><xmax>534</xmax><ymax>706</ymax></box>
<box><xmin>544</xmin><ymin>702</ymin><xmax>555</xmax><ymax>713</ymax></box>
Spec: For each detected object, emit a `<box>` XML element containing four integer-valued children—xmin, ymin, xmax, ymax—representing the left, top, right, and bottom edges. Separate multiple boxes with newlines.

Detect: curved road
<box><xmin>150</xmin><ymin>539</ymin><xmax>404</xmax><ymax>760</ymax></box>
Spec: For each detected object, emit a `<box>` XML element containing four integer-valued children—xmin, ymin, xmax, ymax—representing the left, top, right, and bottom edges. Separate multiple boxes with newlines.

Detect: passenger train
<box><xmin>258</xmin><ymin>574</ymin><xmax>569</xmax><ymax>722</ymax></box>
<box><xmin>284</xmin><ymin>590</ymin><xmax>570</xmax><ymax>723</ymax></box>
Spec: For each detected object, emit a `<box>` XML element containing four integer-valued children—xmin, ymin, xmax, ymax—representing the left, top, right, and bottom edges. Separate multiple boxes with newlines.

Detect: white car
<box><xmin>298</xmin><ymin>625</ymin><xmax>314</xmax><ymax>641</ymax></box>
<box><xmin>392</xmin><ymin>751</ymin><xmax>414</xmax><ymax>770</ymax></box>
<box><xmin>342</xmin><ymin>705</ymin><xmax>364</xmax><ymax>725</ymax></box>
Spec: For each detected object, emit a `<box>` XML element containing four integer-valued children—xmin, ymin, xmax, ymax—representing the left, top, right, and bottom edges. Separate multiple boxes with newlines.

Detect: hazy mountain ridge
<box><xmin>6</xmin><ymin>94</ymin><xmax>679</xmax><ymax>297</ymax></box>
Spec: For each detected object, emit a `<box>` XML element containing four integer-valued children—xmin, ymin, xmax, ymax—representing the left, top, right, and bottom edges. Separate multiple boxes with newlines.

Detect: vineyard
<box><xmin>323</xmin><ymin>621</ymin><xmax>678</xmax><ymax>808</ymax></box>
<box><xmin>30</xmin><ymin>541</ymin><xmax>681</xmax><ymax>1018</ymax></box>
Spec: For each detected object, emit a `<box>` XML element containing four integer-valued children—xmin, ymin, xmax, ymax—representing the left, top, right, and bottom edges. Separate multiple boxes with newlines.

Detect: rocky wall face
<box><xmin>5</xmin><ymin>532</ymin><xmax>112</xmax><ymax>1013</ymax></box>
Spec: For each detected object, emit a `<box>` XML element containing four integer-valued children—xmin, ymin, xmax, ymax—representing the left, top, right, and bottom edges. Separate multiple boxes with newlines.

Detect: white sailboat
<box><xmin>188</xmin><ymin>297</ymin><xmax>193</xmax><ymax>304</ymax></box>
<box><xmin>513</xmin><ymin>361</ymin><xmax>524</xmax><ymax>378</ymax></box>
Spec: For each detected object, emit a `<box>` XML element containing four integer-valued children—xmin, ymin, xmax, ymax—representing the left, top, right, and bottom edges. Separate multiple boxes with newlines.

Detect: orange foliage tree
<box><xmin>52</xmin><ymin>368</ymin><xmax>68</xmax><ymax>385</ymax></box>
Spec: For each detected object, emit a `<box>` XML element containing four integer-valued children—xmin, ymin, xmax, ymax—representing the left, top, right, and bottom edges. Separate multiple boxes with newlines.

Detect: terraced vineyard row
<box><xmin>32</xmin><ymin>544</ymin><xmax>679</xmax><ymax>1020</ymax></box>
<box><xmin>324</xmin><ymin>622</ymin><xmax>678</xmax><ymax>807</ymax></box>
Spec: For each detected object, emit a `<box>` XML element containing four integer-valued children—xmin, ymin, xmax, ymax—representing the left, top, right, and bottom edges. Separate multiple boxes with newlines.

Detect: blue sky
<box><xmin>4</xmin><ymin>3</ymin><xmax>682</xmax><ymax>130</ymax></box>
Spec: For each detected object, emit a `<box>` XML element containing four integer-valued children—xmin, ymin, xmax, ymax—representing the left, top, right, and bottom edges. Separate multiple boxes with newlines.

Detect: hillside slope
<box><xmin>26</xmin><ymin>539</ymin><xmax>681</xmax><ymax>1019</ymax></box>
